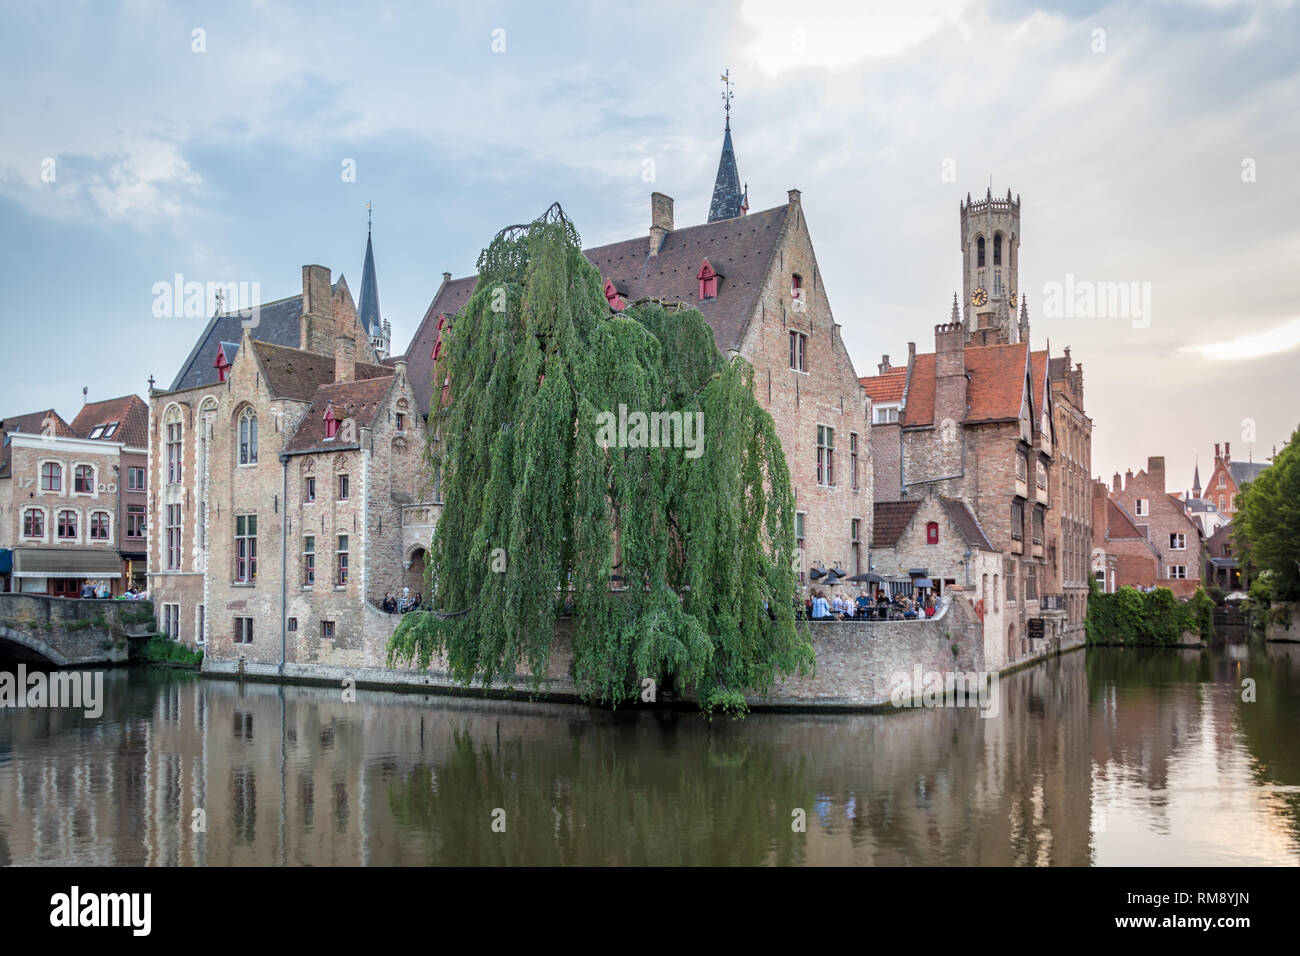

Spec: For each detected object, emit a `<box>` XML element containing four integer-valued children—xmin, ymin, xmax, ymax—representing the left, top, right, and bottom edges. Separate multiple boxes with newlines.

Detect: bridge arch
<box><xmin>0</xmin><ymin>626</ymin><xmax>71</xmax><ymax>666</ymax></box>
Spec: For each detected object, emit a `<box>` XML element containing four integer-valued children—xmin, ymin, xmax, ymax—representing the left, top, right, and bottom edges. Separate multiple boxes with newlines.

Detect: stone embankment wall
<box><xmin>1265</xmin><ymin>602</ymin><xmax>1300</xmax><ymax>642</ymax></box>
<box><xmin>0</xmin><ymin>594</ymin><xmax>150</xmax><ymax>665</ymax></box>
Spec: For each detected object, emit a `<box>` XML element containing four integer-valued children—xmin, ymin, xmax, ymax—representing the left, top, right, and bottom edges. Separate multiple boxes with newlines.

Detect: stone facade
<box><xmin>1046</xmin><ymin>349</ymin><xmax>1092</xmax><ymax>643</ymax></box>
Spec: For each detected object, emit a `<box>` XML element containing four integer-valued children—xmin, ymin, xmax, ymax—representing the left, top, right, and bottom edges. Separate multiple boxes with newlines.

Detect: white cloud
<box><xmin>1182</xmin><ymin>317</ymin><xmax>1300</xmax><ymax>361</ymax></box>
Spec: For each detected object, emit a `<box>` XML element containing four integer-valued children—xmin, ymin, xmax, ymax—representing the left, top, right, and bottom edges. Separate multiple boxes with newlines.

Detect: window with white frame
<box><xmin>165</xmin><ymin>408</ymin><xmax>183</xmax><ymax>484</ymax></box>
<box><xmin>74</xmin><ymin>464</ymin><xmax>95</xmax><ymax>494</ymax></box>
<box><xmin>40</xmin><ymin>461</ymin><xmax>62</xmax><ymax>492</ymax></box>
<box><xmin>1169</xmin><ymin>532</ymin><xmax>1186</xmax><ymax>550</ymax></box>
<box><xmin>90</xmin><ymin>511</ymin><xmax>111</xmax><ymax>541</ymax></box>
<box><xmin>163</xmin><ymin>603</ymin><xmax>180</xmax><ymax>640</ymax></box>
<box><xmin>1135</xmin><ymin>498</ymin><xmax>1149</xmax><ymax>516</ymax></box>
<box><xmin>1168</xmin><ymin>565</ymin><xmax>1187</xmax><ymax>579</ymax></box>
<box><xmin>873</xmin><ymin>405</ymin><xmax>899</xmax><ymax>424</ymax></box>
<box><xmin>816</xmin><ymin>425</ymin><xmax>834</xmax><ymax>486</ymax></box>
<box><xmin>22</xmin><ymin>508</ymin><xmax>45</xmax><ymax>539</ymax></box>
<box><xmin>57</xmin><ymin>509</ymin><xmax>78</xmax><ymax>540</ymax></box>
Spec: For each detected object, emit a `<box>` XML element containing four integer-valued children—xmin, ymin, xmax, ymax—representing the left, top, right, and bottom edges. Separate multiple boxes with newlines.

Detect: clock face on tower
<box><xmin>971</xmin><ymin>288</ymin><xmax>988</xmax><ymax>307</ymax></box>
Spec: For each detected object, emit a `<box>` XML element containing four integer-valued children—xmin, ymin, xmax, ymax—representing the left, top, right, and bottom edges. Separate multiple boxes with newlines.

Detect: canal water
<box><xmin>1</xmin><ymin>643</ymin><xmax>1297</xmax><ymax>866</ymax></box>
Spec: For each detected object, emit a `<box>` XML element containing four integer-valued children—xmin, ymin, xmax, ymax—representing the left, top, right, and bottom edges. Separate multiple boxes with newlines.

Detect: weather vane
<box><xmin>721</xmin><ymin>68</ymin><xmax>734</xmax><ymax>128</ymax></box>
<box><xmin>366</xmin><ymin>200</ymin><xmax>373</xmax><ymax>234</ymax></box>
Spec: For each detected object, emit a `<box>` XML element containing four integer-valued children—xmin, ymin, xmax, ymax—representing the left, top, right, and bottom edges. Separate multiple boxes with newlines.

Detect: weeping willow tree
<box><xmin>388</xmin><ymin>204</ymin><xmax>811</xmax><ymax>713</ymax></box>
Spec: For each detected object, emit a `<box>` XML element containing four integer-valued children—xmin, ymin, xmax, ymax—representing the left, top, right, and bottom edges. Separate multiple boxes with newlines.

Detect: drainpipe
<box><xmin>279</xmin><ymin>452</ymin><xmax>288</xmax><ymax>678</ymax></box>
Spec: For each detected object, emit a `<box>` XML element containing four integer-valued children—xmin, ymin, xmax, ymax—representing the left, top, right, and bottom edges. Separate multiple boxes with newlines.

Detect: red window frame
<box><xmin>235</xmin><ymin>514</ymin><xmax>257</xmax><ymax>583</ymax></box>
<box><xmin>926</xmin><ymin>521</ymin><xmax>939</xmax><ymax>545</ymax></box>
<box><xmin>126</xmin><ymin>505</ymin><xmax>146</xmax><ymax>539</ymax></box>
<box><xmin>166</xmin><ymin>504</ymin><xmax>181</xmax><ymax>569</ymax></box>
<box><xmin>57</xmin><ymin>510</ymin><xmax>77</xmax><ymax>539</ymax></box>
<box><xmin>22</xmin><ymin>508</ymin><xmax>44</xmax><ymax>538</ymax></box>
<box><xmin>90</xmin><ymin>511</ymin><xmax>110</xmax><ymax>540</ymax></box>
<box><xmin>41</xmin><ymin>462</ymin><xmax>62</xmax><ymax>492</ymax></box>
<box><xmin>74</xmin><ymin>465</ymin><xmax>94</xmax><ymax>493</ymax></box>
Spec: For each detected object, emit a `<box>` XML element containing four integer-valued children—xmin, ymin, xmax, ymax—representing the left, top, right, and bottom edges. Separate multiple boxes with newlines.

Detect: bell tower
<box><xmin>960</xmin><ymin>187</ymin><xmax>1022</xmax><ymax>345</ymax></box>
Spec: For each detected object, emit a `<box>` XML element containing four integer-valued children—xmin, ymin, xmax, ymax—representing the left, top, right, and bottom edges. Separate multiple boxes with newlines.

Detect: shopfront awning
<box><xmin>12</xmin><ymin>548</ymin><xmax>122</xmax><ymax>579</ymax></box>
<box><xmin>1208</xmin><ymin>557</ymin><xmax>1239</xmax><ymax>568</ymax></box>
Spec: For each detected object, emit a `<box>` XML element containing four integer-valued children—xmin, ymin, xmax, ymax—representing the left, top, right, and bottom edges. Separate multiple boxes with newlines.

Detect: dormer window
<box><xmin>603</xmin><ymin>278</ymin><xmax>626</xmax><ymax>312</ymax></box>
<box><xmin>323</xmin><ymin>403</ymin><xmax>339</xmax><ymax>440</ymax></box>
<box><xmin>697</xmin><ymin>260</ymin><xmax>719</xmax><ymax>300</ymax></box>
<box><xmin>102</xmin><ymin>422</ymin><xmax>118</xmax><ymax>438</ymax></box>
<box><xmin>926</xmin><ymin>521</ymin><xmax>939</xmax><ymax>545</ymax></box>
<box><xmin>214</xmin><ymin>343</ymin><xmax>233</xmax><ymax>383</ymax></box>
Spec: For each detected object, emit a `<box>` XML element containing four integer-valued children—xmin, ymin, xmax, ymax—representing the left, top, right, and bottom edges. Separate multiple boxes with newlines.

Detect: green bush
<box><xmin>141</xmin><ymin>634</ymin><xmax>204</xmax><ymax>667</ymax></box>
<box><xmin>1189</xmin><ymin>587</ymin><xmax>1216</xmax><ymax>640</ymax></box>
<box><xmin>1086</xmin><ymin>585</ymin><xmax>1197</xmax><ymax>646</ymax></box>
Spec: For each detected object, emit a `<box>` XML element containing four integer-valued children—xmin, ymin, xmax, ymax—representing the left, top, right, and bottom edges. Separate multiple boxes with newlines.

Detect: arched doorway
<box><xmin>404</xmin><ymin>547</ymin><xmax>427</xmax><ymax>602</ymax></box>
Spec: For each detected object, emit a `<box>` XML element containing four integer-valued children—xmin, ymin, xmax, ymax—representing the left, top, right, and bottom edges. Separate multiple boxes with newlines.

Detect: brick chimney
<box><xmin>1214</xmin><ymin>443</ymin><xmax>1221</xmax><ymax>460</ymax></box>
<box><xmin>1113</xmin><ymin>472</ymin><xmax>1122</xmax><ymax>494</ymax></box>
<box><xmin>878</xmin><ymin>354</ymin><xmax>891</xmax><ymax>375</ymax></box>
<box><xmin>335</xmin><ymin>330</ymin><xmax>356</xmax><ymax>383</ymax></box>
<box><xmin>934</xmin><ymin>322</ymin><xmax>967</xmax><ymax>432</ymax></box>
<box><xmin>649</xmin><ymin>192</ymin><xmax>674</xmax><ymax>256</ymax></box>
<box><xmin>1224</xmin><ymin>441</ymin><xmax>1231</xmax><ymax>460</ymax></box>
<box><xmin>301</xmin><ymin>264</ymin><xmax>334</xmax><ymax>354</ymax></box>
<box><xmin>1124</xmin><ymin>468</ymin><xmax>1133</xmax><ymax>491</ymax></box>
<box><xmin>1147</xmin><ymin>456</ymin><xmax>1165</xmax><ymax>489</ymax></box>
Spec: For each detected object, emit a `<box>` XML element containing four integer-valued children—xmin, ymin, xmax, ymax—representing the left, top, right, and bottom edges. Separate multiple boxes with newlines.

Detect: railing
<box><xmin>1039</xmin><ymin>593</ymin><xmax>1065</xmax><ymax>611</ymax></box>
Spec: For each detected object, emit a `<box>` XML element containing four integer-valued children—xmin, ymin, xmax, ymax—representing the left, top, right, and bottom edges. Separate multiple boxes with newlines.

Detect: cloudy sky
<box><xmin>2</xmin><ymin>0</ymin><xmax>1297</xmax><ymax>490</ymax></box>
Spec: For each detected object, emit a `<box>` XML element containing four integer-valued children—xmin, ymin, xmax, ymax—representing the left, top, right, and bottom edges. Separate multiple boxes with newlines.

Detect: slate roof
<box><xmin>939</xmin><ymin>497</ymin><xmax>996</xmax><ymax>551</ymax></box>
<box><xmin>708</xmin><ymin>123</ymin><xmax>745</xmax><ymax>223</ymax></box>
<box><xmin>871</xmin><ymin>500</ymin><xmax>922</xmax><ymax>548</ymax></box>
<box><xmin>1183</xmin><ymin>497</ymin><xmax>1217</xmax><ymax>513</ymax></box>
<box><xmin>285</xmin><ymin>375</ymin><xmax>394</xmax><ymax>453</ymax></box>
<box><xmin>251</xmin><ymin>340</ymin><xmax>390</xmax><ymax>402</ymax></box>
<box><xmin>358</xmin><ymin>232</ymin><xmax>381</xmax><ymax>337</ymax></box>
<box><xmin>169</xmin><ymin>292</ymin><xmax>310</xmax><ymax>392</ymax></box>
<box><xmin>858</xmin><ymin>366</ymin><xmax>907</xmax><ymax>405</ymax></box>
<box><xmin>1228</xmin><ymin>460</ymin><xmax>1268</xmax><ymax>487</ymax></box>
<box><xmin>401</xmin><ymin>204</ymin><xmax>791</xmax><ymax>416</ymax></box>
<box><xmin>70</xmin><ymin>394</ymin><xmax>149</xmax><ymax>449</ymax></box>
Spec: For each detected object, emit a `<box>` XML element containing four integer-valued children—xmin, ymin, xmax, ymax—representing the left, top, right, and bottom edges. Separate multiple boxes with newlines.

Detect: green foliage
<box><xmin>388</xmin><ymin>206</ymin><xmax>812</xmax><ymax>714</ymax></box>
<box><xmin>1206</xmin><ymin>584</ymin><xmax>1225</xmax><ymax>607</ymax></box>
<box><xmin>1234</xmin><ymin>428</ymin><xmax>1299</xmax><ymax>599</ymax></box>
<box><xmin>67</xmin><ymin>618</ymin><xmax>93</xmax><ymax>632</ymax></box>
<box><xmin>141</xmin><ymin>635</ymin><xmax>204</xmax><ymax>667</ymax></box>
<box><xmin>1189</xmin><ymin>586</ymin><xmax>1215</xmax><ymax>640</ymax></box>
<box><xmin>1086</xmin><ymin>585</ymin><xmax>1199</xmax><ymax>646</ymax></box>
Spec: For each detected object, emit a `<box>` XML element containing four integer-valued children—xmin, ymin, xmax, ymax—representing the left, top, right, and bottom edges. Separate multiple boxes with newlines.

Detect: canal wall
<box><xmin>0</xmin><ymin>593</ymin><xmax>151</xmax><ymax>665</ymax></box>
<box><xmin>1265</xmin><ymin>602</ymin><xmax>1300</xmax><ymax>642</ymax></box>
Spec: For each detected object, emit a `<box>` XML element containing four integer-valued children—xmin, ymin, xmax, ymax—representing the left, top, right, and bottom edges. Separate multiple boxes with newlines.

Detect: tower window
<box><xmin>993</xmin><ymin>234</ymin><xmax>1003</xmax><ymax>266</ymax></box>
<box><xmin>976</xmin><ymin>236</ymin><xmax>985</xmax><ymax>268</ymax></box>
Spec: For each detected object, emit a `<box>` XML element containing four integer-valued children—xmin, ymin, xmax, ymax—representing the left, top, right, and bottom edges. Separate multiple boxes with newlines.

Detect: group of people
<box><xmin>381</xmin><ymin>588</ymin><xmax>423</xmax><ymax>614</ymax></box>
<box><xmin>800</xmin><ymin>588</ymin><xmax>938</xmax><ymax>621</ymax></box>
<box><xmin>78</xmin><ymin>582</ymin><xmax>147</xmax><ymax>600</ymax></box>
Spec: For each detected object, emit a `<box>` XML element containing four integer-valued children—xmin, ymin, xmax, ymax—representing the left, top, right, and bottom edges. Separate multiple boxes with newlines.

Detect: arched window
<box><xmin>57</xmin><ymin>509</ymin><xmax>78</xmax><ymax>540</ymax></box>
<box><xmin>41</xmin><ymin>461</ymin><xmax>63</xmax><ymax>492</ymax></box>
<box><xmin>164</xmin><ymin>405</ymin><xmax>183</xmax><ymax>484</ymax></box>
<box><xmin>993</xmin><ymin>233</ymin><xmax>1003</xmax><ymax>265</ymax></box>
<box><xmin>22</xmin><ymin>508</ymin><xmax>45</xmax><ymax>538</ymax></box>
<box><xmin>323</xmin><ymin>403</ymin><xmax>339</xmax><ymax>440</ymax></box>
<box><xmin>238</xmin><ymin>407</ymin><xmax>258</xmax><ymax>464</ymax></box>
<box><xmin>90</xmin><ymin>511</ymin><xmax>111</xmax><ymax>540</ymax></box>
<box><xmin>697</xmin><ymin>260</ymin><xmax>719</xmax><ymax>300</ymax></box>
<box><xmin>926</xmin><ymin>521</ymin><xmax>939</xmax><ymax>545</ymax></box>
<box><xmin>75</xmin><ymin>464</ymin><xmax>95</xmax><ymax>493</ymax></box>
<box><xmin>976</xmin><ymin>236</ymin><xmax>985</xmax><ymax>267</ymax></box>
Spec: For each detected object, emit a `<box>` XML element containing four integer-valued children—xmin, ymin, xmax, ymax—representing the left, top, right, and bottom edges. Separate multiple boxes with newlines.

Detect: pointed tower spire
<box><xmin>950</xmin><ymin>292</ymin><xmax>960</xmax><ymax>325</ymax></box>
<box><xmin>1018</xmin><ymin>292</ymin><xmax>1030</xmax><ymax>344</ymax></box>
<box><xmin>708</xmin><ymin>69</ymin><xmax>745</xmax><ymax>223</ymax></box>
<box><xmin>358</xmin><ymin>205</ymin><xmax>389</xmax><ymax>359</ymax></box>
<box><xmin>1192</xmin><ymin>457</ymin><xmax>1202</xmax><ymax>498</ymax></box>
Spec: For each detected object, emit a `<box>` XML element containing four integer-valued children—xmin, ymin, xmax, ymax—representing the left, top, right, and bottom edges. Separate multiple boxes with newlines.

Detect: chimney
<box><xmin>1225</xmin><ymin>441</ymin><xmax>1231</xmax><ymax>460</ymax></box>
<box><xmin>1147</xmin><ymin>456</ymin><xmax>1165</xmax><ymax>488</ymax></box>
<box><xmin>335</xmin><ymin>333</ymin><xmax>355</xmax><ymax>383</ymax></box>
<box><xmin>878</xmin><ymin>354</ymin><xmax>891</xmax><ymax>375</ymax></box>
<box><xmin>649</xmin><ymin>192</ymin><xmax>674</xmax><ymax>256</ymax></box>
<box><xmin>394</xmin><ymin>358</ymin><xmax>407</xmax><ymax>385</ymax></box>
<box><xmin>1214</xmin><ymin>443</ymin><xmax>1220</xmax><ymax>460</ymax></box>
<box><xmin>907</xmin><ymin>341</ymin><xmax>916</xmax><ymax>363</ymax></box>
<box><xmin>787</xmin><ymin>188</ymin><xmax>802</xmax><ymax>207</ymax></box>
<box><xmin>1113</xmin><ymin>472</ymin><xmax>1122</xmax><ymax>494</ymax></box>
<box><xmin>301</xmin><ymin>264</ymin><xmax>333</xmax><ymax>353</ymax></box>
<box><xmin>1124</xmin><ymin>468</ymin><xmax>1133</xmax><ymax>491</ymax></box>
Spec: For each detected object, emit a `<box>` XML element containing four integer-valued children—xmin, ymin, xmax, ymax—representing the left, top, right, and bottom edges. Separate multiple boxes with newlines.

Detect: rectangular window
<box><xmin>336</xmin><ymin>534</ymin><xmax>349</xmax><ymax>586</ymax></box>
<box><xmin>90</xmin><ymin>512</ymin><xmax>110</xmax><ymax>540</ymax></box>
<box><xmin>163</xmin><ymin>603</ymin><xmax>180</xmax><ymax>640</ymax></box>
<box><xmin>127</xmin><ymin>466</ymin><xmax>146</xmax><ymax>491</ymax></box>
<box><xmin>1010</xmin><ymin>500</ymin><xmax>1024</xmax><ymax>541</ymax></box>
<box><xmin>338</xmin><ymin>474</ymin><xmax>350</xmax><ymax>501</ymax></box>
<box><xmin>304</xmin><ymin>476</ymin><xmax>316</xmax><ymax>502</ymax></box>
<box><xmin>788</xmin><ymin>331</ymin><xmax>807</xmax><ymax>372</ymax></box>
<box><xmin>287</xmin><ymin>617</ymin><xmax>298</xmax><ymax>632</ymax></box>
<box><xmin>166</xmin><ymin>504</ymin><xmax>181</xmax><ymax>569</ymax></box>
<box><xmin>850</xmin><ymin>433</ymin><xmax>859</xmax><ymax>490</ymax></box>
<box><xmin>126</xmin><ymin>505</ymin><xmax>146</xmax><ymax>539</ymax></box>
<box><xmin>850</xmin><ymin>518</ymin><xmax>860</xmax><ymax>543</ymax></box>
<box><xmin>1032</xmin><ymin>507</ymin><xmax>1044</xmax><ymax>545</ymax></box>
<box><xmin>321</xmin><ymin>621</ymin><xmax>336</xmax><ymax>641</ymax></box>
<box><xmin>1169</xmin><ymin>565</ymin><xmax>1187</xmax><ymax>579</ymax></box>
<box><xmin>1016</xmin><ymin>454</ymin><xmax>1028</xmax><ymax>482</ymax></box>
<box><xmin>22</xmin><ymin>509</ymin><xmax>44</xmax><ymax>538</ymax></box>
<box><xmin>1169</xmin><ymin>532</ymin><xmax>1186</xmax><ymax>550</ymax></box>
<box><xmin>1135</xmin><ymin>498</ymin><xmax>1149</xmax><ymax>516</ymax></box>
<box><xmin>795</xmin><ymin>512</ymin><xmax>805</xmax><ymax>543</ymax></box>
<box><xmin>41</xmin><ymin>462</ymin><xmax>61</xmax><ymax>492</ymax></box>
<box><xmin>395</xmin><ymin>413</ymin><xmax>406</xmax><ymax>432</ymax></box>
<box><xmin>235</xmin><ymin>514</ymin><xmax>257</xmax><ymax>583</ymax></box>
<box><xmin>1025</xmin><ymin>563</ymin><xmax>1038</xmax><ymax>601</ymax></box>
<box><xmin>816</xmin><ymin>425</ymin><xmax>834</xmax><ymax>486</ymax></box>
<box><xmin>58</xmin><ymin>510</ymin><xmax>77</xmax><ymax>540</ymax></box>
<box><xmin>167</xmin><ymin>423</ymin><xmax>182</xmax><ymax>484</ymax></box>
<box><xmin>1036</xmin><ymin>460</ymin><xmax>1048</xmax><ymax>490</ymax></box>
<box><xmin>234</xmin><ymin>617</ymin><xmax>254</xmax><ymax>644</ymax></box>
<box><xmin>74</xmin><ymin>465</ymin><xmax>94</xmax><ymax>493</ymax></box>
<box><xmin>874</xmin><ymin>406</ymin><xmax>899</xmax><ymax>424</ymax></box>
<box><xmin>303</xmin><ymin>535</ymin><xmax>315</xmax><ymax>587</ymax></box>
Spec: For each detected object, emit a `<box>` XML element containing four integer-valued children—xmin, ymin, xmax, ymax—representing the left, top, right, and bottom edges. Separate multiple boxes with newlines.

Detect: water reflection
<box><xmin>1</xmin><ymin>643</ymin><xmax>1297</xmax><ymax>865</ymax></box>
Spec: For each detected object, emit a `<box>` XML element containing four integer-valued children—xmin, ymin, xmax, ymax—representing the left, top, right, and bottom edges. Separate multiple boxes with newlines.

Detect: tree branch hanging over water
<box><xmin>387</xmin><ymin>204</ymin><xmax>812</xmax><ymax>713</ymax></box>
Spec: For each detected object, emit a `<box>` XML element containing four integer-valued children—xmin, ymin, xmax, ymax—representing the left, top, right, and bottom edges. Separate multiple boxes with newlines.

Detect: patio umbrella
<box><xmin>846</xmin><ymin>572</ymin><xmax>884</xmax><ymax>584</ymax></box>
<box><xmin>809</xmin><ymin>567</ymin><xmax>827</xmax><ymax>580</ymax></box>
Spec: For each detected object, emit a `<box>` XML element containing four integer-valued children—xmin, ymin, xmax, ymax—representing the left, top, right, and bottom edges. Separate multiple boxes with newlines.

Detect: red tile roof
<box><xmin>1106</xmin><ymin>500</ymin><xmax>1146</xmax><ymax>539</ymax></box>
<box><xmin>0</xmin><ymin>409</ymin><xmax>77</xmax><ymax>478</ymax></box>
<box><xmin>965</xmin><ymin>343</ymin><xmax>1029</xmax><ymax>423</ymax></box>
<box><xmin>252</xmin><ymin>341</ymin><xmax>390</xmax><ymax>402</ymax></box>
<box><xmin>901</xmin><ymin>353</ymin><xmax>936</xmax><ymax>426</ymax></box>
<box><xmin>285</xmin><ymin>375</ymin><xmax>396</xmax><ymax>453</ymax></box>
<box><xmin>859</xmin><ymin>366</ymin><xmax>907</xmax><ymax>404</ymax></box>
<box><xmin>871</xmin><ymin>500</ymin><xmax>922</xmax><ymax>548</ymax></box>
<box><xmin>401</xmin><ymin>204</ymin><xmax>792</xmax><ymax>416</ymax></box>
<box><xmin>71</xmin><ymin>394</ymin><xmax>149</xmax><ymax>449</ymax></box>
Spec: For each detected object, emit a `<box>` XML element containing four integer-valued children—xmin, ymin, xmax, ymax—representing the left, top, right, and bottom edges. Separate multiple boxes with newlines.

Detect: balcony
<box><xmin>1040</xmin><ymin>593</ymin><xmax>1065</xmax><ymax>611</ymax></box>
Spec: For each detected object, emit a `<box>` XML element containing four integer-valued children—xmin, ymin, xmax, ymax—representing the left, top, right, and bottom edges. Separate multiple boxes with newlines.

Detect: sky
<box><xmin>1</xmin><ymin>0</ymin><xmax>1297</xmax><ymax>492</ymax></box>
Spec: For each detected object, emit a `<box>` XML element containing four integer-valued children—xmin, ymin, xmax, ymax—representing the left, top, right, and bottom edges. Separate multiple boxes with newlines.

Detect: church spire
<box><xmin>358</xmin><ymin>203</ymin><xmax>389</xmax><ymax>359</ymax></box>
<box><xmin>708</xmin><ymin>70</ymin><xmax>746</xmax><ymax>223</ymax></box>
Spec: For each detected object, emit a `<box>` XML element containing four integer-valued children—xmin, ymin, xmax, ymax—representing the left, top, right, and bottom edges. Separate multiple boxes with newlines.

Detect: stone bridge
<box><xmin>0</xmin><ymin>593</ymin><xmax>155</xmax><ymax>666</ymax></box>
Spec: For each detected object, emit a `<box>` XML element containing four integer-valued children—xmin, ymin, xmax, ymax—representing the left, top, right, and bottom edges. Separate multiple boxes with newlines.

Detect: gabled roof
<box><xmin>285</xmin><ymin>375</ymin><xmax>395</xmax><ymax>453</ymax></box>
<box><xmin>966</xmin><ymin>343</ymin><xmax>1030</xmax><ymax>423</ymax></box>
<box><xmin>70</xmin><ymin>394</ymin><xmax>149</xmax><ymax>449</ymax></box>
<box><xmin>0</xmin><ymin>409</ymin><xmax>77</xmax><ymax>479</ymax></box>
<box><xmin>901</xmin><ymin>353</ymin><xmax>936</xmax><ymax>426</ymax></box>
<box><xmin>938</xmin><ymin>497</ymin><xmax>996</xmax><ymax>551</ymax></box>
<box><xmin>871</xmin><ymin>500</ymin><xmax>922</xmax><ymax>548</ymax></box>
<box><xmin>859</xmin><ymin>366</ymin><xmax>907</xmax><ymax>405</ymax></box>
<box><xmin>251</xmin><ymin>341</ymin><xmax>390</xmax><ymax>402</ymax></box>
<box><xmin>168</xmin><ymin>292</ymin><xmax>314</xmax><ymax>392</ymax></box>
<box><xmin>1228</xmin><ymin>460</ymin><xmax>1268</xmax><ymax>487</ymax></box>
<box><xmin>1106</xmin><ymin>500</ymin><xmax>1146</xmax><ymax>540</ymax></box>
<box><xmin>402</xmin><ymin>204</ymin><xmax>791</xmax><ymax>415</ymax></box>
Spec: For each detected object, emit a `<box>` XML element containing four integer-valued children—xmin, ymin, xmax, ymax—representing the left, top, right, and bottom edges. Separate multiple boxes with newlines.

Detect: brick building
<box><xmin>1090</xmin><ymin>481</ymin><xmax>1159</xmax><ymax>593</ymax></box>
<box><xmin>859</xmin><ymin>355</ymin><xmax>906</xmax><ymax>503</ymax></box>
<box><xmin>1046</xmin><ymin>348</ymin><xmax>1092</xmax><ymax>643</ymax></box>
<box><xmin>1101</xmin><ymin>458</ymin><xmax>1204</xmax><ymax>597</ymax></box>
<box><xmin>403</xmin><ymin>118</ymin><xmax>871</xmax><ymax>586</ymax></box>
<box><xmin>1202</xmin><ymin>440</ymin><xmax>1269</xmax><ymax>516</ymax></box>
<box><xmin>147</xmin><ymin>234</ymin><xmax>432</xmax><ymax>659</ymax></box>
<box><xmin>0</xmin><ymin>397</ymin><xmax>148</xmax><ymax>596</ymax></box>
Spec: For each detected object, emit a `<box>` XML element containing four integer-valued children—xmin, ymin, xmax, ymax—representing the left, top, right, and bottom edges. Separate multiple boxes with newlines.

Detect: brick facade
<box><xmin>1103</xmin><ymin>458</ymin><xmax>1204</xmax><ymax>597</ymax></box>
